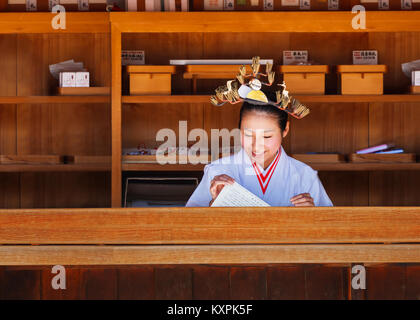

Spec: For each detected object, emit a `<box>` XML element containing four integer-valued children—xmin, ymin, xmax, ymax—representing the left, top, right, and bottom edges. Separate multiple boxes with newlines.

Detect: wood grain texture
<box><xmin>0</xmin><ymin>12</ymin><xmax>109</xmax><ymax>34</ymax></box>
<box><xmin>405</xmin><ymin>265</ymin><xmax>420</xmax><ymax>300</ymax></box>
<box><xmin>155</xmin><ymin>267</ymin><xmax>193</xmax><ymax>299</ymax></box>
<box><xmin>1</xmin><ymin>245</ymin><xmax>420</xmax><ymax>265</ymax></box>
<box><xmin>82</xmin><ymin>268</ymin><xmax>118</xmax><ymax>299</ymax></box>
<box><xmin>0</xmin><ymin>207</ymin><xmax>419</xmax><ymax>244</ymax></box>
<box><xmin>230</xmin><ymin>267</ymin><xmax>267</xmax><ymax>300</ymax></box>
<box><xmin>41</xmin><ymin>267</ymin><xmax>82</xmax><ymax>300</ymax></box>
<box><xmin>0</xmin><ymin>173</ymin><xmax>20</xmax><ymax>208</ymax></box>
<box><xmin>267</xmin><ymin>265</ymin><xmax>305</xmax><ymax>299</ymax></box>
<box><xmin>19</xmin><ymin>172</ymin><xmax>110</xmax><ymax>208</ymax></box>
<box><xmin>305</xmin><ymin>265</ymin><xmax>347</xmax><ymax>300</ymax></box>
<box><xmin>365</xmin><ymin>264</ymin><xmax>406</xmax><ymax>300</ymax></box>
<box><xmin>192</xmin><ymin>266</ymin><xmax>230</xmax><ymax>299</ymax></box>
<box><xmin>110</xmin><ymin>12</ymin><xmax>420</xmax><ymax>33</ymax></box>
<box><xmin>112</xmin><ymin>24</ymin><xmax>122</xmax><ymax>207</ymax></box>
<box><xmin>118</xmin><ymin>267</ymin><xmax>155</xmax><ymax>299</ymax></box>
<box><xmin>0</xmin><ymin>269</ymin><xmax>41</xmax><ymax>299</ymax></box>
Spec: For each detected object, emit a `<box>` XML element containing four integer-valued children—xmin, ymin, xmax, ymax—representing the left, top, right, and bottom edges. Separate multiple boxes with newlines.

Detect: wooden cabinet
<box><xmin>1</xmin><ymin>12</ymin><xmax>420</xmax><ymax>208</ymax></box>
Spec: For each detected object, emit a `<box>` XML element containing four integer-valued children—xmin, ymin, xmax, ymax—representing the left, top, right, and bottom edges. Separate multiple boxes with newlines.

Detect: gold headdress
<box><xmin>210</xmin><ymin>56</ymin><xmax>310</xmax><ymax>119</ymax></box>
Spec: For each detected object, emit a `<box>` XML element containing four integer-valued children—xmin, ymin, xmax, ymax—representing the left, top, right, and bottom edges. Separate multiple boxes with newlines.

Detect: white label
<box><xmin>283</xmin><ymin>50</ymin><xmax>308</xmax><ymax>65</ymax></box>
<box><xmin>263</xmin><ymin>0</ymin><xmax>273</xmax><ymax>10</ymax></box>
<box><xmin>26</xmin><ymin>0</ymin><xmax>36</xmax><ymax>11</ymax></box>
<box><xmin>412</xmin><ymin>71</ymin><xmax>420</xmax><ymax>86</ymax></box>
<box><xmin>379</xmin><ymin>0</ymin><xmax>389</xmax><ymax>9</ymax></box>
<box><xmin>122</xmin><ymin>50</ymin><xmax>145</xmax><ymax>66</ymax></box>
<box><xmin>223</xmin><ymin>0</ymin><xmax>234</xmax><ymax>10</ymax></box>
<box><xmin>75</xmin><ymin>72</ymin><xmax>89</xmax><ymax>87</ymax></box>
<box><xmin>204</xmin><ymin>0</ymin><xmax>223</xmax><ymax>10</ymax></box>
<box><xmin>353</xmin><ymin>50</ymin><xmax>378</xmax><ymax>65</ymax></box>
<box><xmin>250</xmin><ymin>0</ymin><xmax>258</xmax><ymax>5</ymax></box>
<box><xmin>401</xmin><ymin>0</ymin><xmax>412</xmax><ymax>9</ymax></box>
<box><xmin>299</xmin><ymin>0</ymin><xmax>310</xmax><ymax>9</ymax></box>
<box><xmin>281</xmin><ymin>0</ymin><xmax>298</xmax><ymax>5</ymax></box>
<box><xmin>328</xmin><ymin>0</ymin><xmax>339</xmax><ymax>10</ymax></box>
<box><xmin>60</xmin><ymin>72</ymin><xmax>76</xmax><ymax>87</ymax></box>
<box><xmin>78</xmin><ymin>0</ymin><xmax>88</xmax><ymax>10</ymax></box>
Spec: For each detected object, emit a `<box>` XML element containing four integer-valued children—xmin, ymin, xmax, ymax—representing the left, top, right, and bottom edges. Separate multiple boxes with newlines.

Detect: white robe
<box><xmin>185</xmin><ymin>146</ymin><xmax>333</xmax><ymax>207</ymax></box>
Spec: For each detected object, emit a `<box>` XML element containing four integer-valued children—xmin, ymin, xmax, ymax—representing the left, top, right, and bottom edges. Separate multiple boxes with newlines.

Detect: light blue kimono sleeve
<box><xmin>307</xmin><ymin>173</ymin><xmax>333</xmax><ymax>207</ymax></box>
<box><xmin>185</xmin><ymin>163</ymin><xmax>222</xmax><ymax>207</ymax></box>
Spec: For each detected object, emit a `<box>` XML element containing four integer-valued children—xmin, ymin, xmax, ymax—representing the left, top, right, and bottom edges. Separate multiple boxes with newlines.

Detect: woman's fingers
<box><xmin>210</xmin><ymin>175</ymin><xmax>235</xmax><ymax>199</ymax></box>
<box><xmin>290</xmin><ymin>193</ymin><xmax>314</xmax><ymax>206</ymax></box>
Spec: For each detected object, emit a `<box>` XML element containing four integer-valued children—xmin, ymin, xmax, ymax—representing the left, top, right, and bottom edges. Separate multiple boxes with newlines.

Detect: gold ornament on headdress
<box><xmin>210</xmin><ymin>56</ymin><xmax>310</xmax><ymax>119</ymax></box>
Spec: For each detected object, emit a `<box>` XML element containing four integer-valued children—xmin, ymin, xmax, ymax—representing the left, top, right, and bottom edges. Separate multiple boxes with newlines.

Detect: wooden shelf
<box><xmin>122</xmin><ymin>162</ymin><xmax>420</xmax><ymax>172</ymax></box>
<box><xmin>122</xmin><ymin>95</ymin><xmax>420</xmax><ymax>104</ymax></box>
<box><xmin>0</xmin><ymin>12</ymin><xmax>110</xmax><ymax>34</ymax></box>
<box><xmin>0</xmin><ymin>164</ymin><xmax>111</xmax><ymax>172</ymax></box>
<box><xmin>110</xmin><ymin>11</ymin><xmax>420</xmax><ymax>33</ymax></box>
<box><xmin>0</xmin><ymin>96</ymin><xmax>110</xmax><ymax>104</ymax></box>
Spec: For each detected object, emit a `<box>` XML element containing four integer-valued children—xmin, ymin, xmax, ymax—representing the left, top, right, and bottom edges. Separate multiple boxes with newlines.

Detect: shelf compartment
<box><xmin>0</xmin><ymin>164</ymin><xmax>111</xmax><ymax>172</ymax></box>
<box><xmin>0</xmin><ymin>96</ymin><xmax>110</xmax><ymax>104</ymax></box>
<box><xmin>121</xmin><ymin>94</ymin><xmax>420</xmax><ymax>104</ymax></box>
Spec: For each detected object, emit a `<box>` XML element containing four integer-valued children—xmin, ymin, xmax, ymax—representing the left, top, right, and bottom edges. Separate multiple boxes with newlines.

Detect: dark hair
<box><xmin>238</xmin><ymin>92</ymin><xmax>288</xmax><ymax>132</ymax></box>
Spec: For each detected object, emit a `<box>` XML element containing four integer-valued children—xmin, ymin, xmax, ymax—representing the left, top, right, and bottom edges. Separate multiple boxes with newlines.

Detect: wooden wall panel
<box><xmin>369</xmin><ymin>171</ymin><xmax>420</xmax><ymax>206</ymax></box>
<box><xmin>369</xmin><ymin>103</ymin><xmax>420</xmax><ymax>154</ymax></box>
<box><xmin>41</xmin><ymin>267</ymin><xmax>82</xmax><ymax>300</ymax></box>
<box><xmin>318</xmin><ymin>172</ymin><xmax>369</xmax><ymax>206</ymax></box>
<box><xmin>405</xmin><ymin>265</ymin><xmax>420</xmax><ymax>300</ymax></box>
<box><xmin>80</xmin><ymin>268</ymin><xmax>118</xmax><ymax>299</ymax></box>
<box><xmin>0</xmin><ymin>268</ymin><xmax>41</xmax><ymax>299</ymax></box>
<box><xmin>369</xmin><ymin>33</ymin><xmax>420</xmax><ymax>94</ymax></box>
<box><xmin>365</xmin><ymin>264</ymin><xmax>406</xmax><ymax>300</ymax></box>
<box><xmin>17</xmin><ymin>104</ymin><xmax>110</xmax><ymax>155</ymax></box>
<box><xmin>123</xmin><ymin>103</ymin><xmax>204</xmax><ymax>149</ymax></box>
<box><xmin>118</xmin><ymin>266</ymin><xmax>155</xmax><ymax>299</ymax></box>
<box><xmin>20</xmin><ymin>172</ymin><xmax>110</xmax><ymax>208</ymax></box>
<box><xmin>305</xmin><ymin>265</ymin><xmax>348</xmax><ymax>300</ymax></box>
<box><xmin>0</xmin><ymin>34</ymin><xmax>17</xmax><ymax>96</ymax></box>
<box><xmin>267</xmin><ymin>265</ymin><xmax>305</xmax><ymax>299</ymax></box>
<box><xmin>0</xmin><ymin>173</ymin><xmax>20</xmax><ymax>208</ymax></box>
<box><xmin>155</xmin><ymin>267</ymin><xmax>193</xmax><ymax>299</ymax></box>
<box><xmin>192</xmin><ymin>266</ymin><xmax>230</xmax><ymax>299</ymax></box>
<box><xmin>230</xmin><ymin>267</ymin><xmax>267</xmax><ymax>300</ymax></box>
<box><xmin>290</xmin><ymin>103</ymin><xmax>369</xmax><ymax>154</ymax></box>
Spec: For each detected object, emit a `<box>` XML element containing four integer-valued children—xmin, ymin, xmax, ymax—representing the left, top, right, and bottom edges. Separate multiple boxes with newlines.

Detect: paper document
<box><xmin>211</xmin><ymin>182</ymin><xmax>270</xmax><ymax>207</ymax></box>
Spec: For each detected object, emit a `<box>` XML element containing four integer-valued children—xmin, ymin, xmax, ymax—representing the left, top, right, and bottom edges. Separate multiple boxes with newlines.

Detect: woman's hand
<box><xmin>209</xmin><ymin>174</ymin><xmax>235</xmax><ymax>203</ymax></box>
<box><xmin>290</xmin><ymin>193</ymin><xmax>314</xmax><ymax>206</ymax></box>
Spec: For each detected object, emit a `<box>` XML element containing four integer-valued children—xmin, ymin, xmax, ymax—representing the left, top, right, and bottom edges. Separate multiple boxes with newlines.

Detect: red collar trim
<box><xmin>251</xmin><ymin>149</ymin><xmax>281</xmax><ymax>194</ymax></box>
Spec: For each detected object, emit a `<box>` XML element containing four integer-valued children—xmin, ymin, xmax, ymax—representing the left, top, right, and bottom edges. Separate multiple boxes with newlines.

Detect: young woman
<box><xmin>185</xmin><ymin>99</ymin><xmax>333</xmax><ymax>207</ymax></box>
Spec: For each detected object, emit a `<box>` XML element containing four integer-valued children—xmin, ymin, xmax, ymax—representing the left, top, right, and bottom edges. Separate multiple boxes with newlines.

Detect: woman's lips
<box><xmin>252</xmin><ymin>151</ymin><xmax>265</xmax><ymax>157</ymax></box>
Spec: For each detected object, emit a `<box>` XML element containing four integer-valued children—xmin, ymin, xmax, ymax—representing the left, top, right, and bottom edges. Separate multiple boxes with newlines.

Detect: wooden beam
<box><xmin>0</xmin><ymin>13</ymin><xmax>109</xmax><ymax>34</ymax></box>
<box><xmin>110</xmin><ymin>12</ymin><xmax>420</xmax><ymax>33</ymax></box>
<box><xmin>0</xmin><ymin>208</ymin><xmax>419</xmax><ymax>244</ymax></box>
<box><xmin>1</xmin><ymin>244</ymin><xmax>420</xmax><ymax>265</ymax></box>
<box><xmin>111</xmin><ymin>24</ymin><xmax>122</xmax><ymax>208</ymax></box>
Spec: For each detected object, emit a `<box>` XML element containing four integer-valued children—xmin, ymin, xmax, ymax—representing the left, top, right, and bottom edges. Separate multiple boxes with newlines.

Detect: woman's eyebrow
<box><xmin>244</xmin><ymin>128</ymin><xmax>274</xmax><ymax>133</ymax></box>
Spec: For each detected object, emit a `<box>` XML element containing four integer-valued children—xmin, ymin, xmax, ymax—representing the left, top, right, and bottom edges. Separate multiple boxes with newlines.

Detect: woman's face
<box><xmin>240</xmin><ymin>111</ymin><xmax>289</xmax><ymax>169</ymax></box>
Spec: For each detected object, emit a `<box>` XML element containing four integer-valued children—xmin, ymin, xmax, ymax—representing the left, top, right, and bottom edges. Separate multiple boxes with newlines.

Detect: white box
<box><xmin>75</xmin><ymin>72</ymin><xmax>89</xmax><ymax>87</ymax></box>
<box><xmin>122</xmin><ymin>50</ymin><xmax>145</xmax><ymax>66</ymax></box>
<box><xmin>59</xmin><ymin>72</ymin><xmax>76</xmax><ymax>87</ymax></box>
<box><xmin>281</xmin><ymin>0</ymin><xmax>298</xmax><ymax>5</ymax></box>
<box><xmin>412</xmin><ymin>70</ymin><xmax>420</xmax><ymax>86</ymax></box>
<box><xmin>283</xmin><ymin>50</ymin><xmax>308</xmax><ymax>65</ymax></box>
<box><xmin>353</xmin><ymin>50</ymin><xmax>378</xmax><ymax>65</ymax></box>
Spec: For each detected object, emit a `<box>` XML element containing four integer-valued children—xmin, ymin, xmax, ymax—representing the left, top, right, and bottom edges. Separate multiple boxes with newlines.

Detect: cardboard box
<box><xmin>127</xmin><ymin>65</ymin><xmax>176</xmax><ymax>95</ymax></box>
<box><xmin>278</xmin><ymin>65</ymin><xmax>329</xmax><ymax>94</ymax></box>
<box><xmin>75</xmin><ymin>72</ymin><xmax>89</xmax><ymax>87</ymax></box>
<box><xmin>59</xmin><ymin>72</ymin><xmax>76</xmax><ymax>87</ymax></box>
<box><xmin>337</xmin><ymin>65</ymin><xmax>387</xmax><ymax>95</ymax></box>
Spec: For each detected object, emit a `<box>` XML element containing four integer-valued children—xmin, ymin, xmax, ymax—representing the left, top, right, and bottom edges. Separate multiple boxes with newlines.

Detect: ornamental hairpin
<box><xmin>210</xmin><ymin>56</ymin><xmax>310</xmax><ymax>119</ymax></box>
